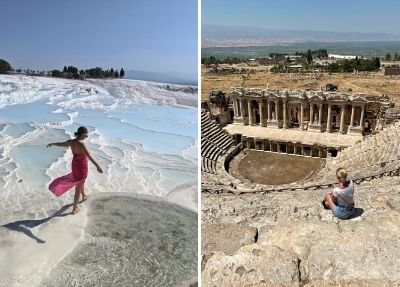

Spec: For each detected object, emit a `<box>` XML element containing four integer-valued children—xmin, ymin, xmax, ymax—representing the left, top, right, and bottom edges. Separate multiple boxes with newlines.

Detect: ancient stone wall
<box><xmin>208</xmin><ymin>91</ymin><xmax>232</xmax><ymax>126</ymax></box>
<box><xmin>229</xmin><ymin>87</ymin><xmax>394</xmax><ymax>135</ymax></box>
<box><xmin>384</xmin><ymin>65</ymin><xmax>400</xmax><ymax>76</ymax></box>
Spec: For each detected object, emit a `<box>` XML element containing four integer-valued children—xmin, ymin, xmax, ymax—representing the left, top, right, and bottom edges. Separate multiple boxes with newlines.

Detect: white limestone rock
<box><xmin>201</xmin><ymin>223</ymin><xmax>257</xmax><ymax>270</ymax></box>
<box><xmin>202</xmin><ymin>244</ymin><xmax>300</xmax><ymax>287</ymax></box>
<box><xmin>258</xmin><ymin>216</ymin><xmax>400</xmax><ymax>284</ymax></box>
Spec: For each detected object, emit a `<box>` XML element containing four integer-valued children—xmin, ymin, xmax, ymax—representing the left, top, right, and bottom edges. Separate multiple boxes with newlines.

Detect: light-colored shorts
<box><xmin>333</xmin><ymin>204</ymin><xmax>354</xmax><ymax>219</ymax></box>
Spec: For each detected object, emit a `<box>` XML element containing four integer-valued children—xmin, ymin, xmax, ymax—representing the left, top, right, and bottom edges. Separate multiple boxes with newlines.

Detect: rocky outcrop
<box><xmin>203</xmin><ymin>244</ymin><xmax>300</xmax><ymax>287</ymax></box>
<box><xmin>259</xmin><ymin>216</ymin><xmax>400</xmax><ymax>284</ymax></box>
<box><xmin>202</xmin><ymin>223</ymin><xmax>257</xmax><ymax>270</ymax></box>
<box><xmin>202</xmin><ymin>177</ymin><xmax>400</xmax><ymax>286</ymax></box>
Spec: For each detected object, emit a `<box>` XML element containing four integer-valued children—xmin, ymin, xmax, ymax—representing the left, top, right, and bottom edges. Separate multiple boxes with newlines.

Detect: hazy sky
<box><xmin>0</xmin><ymin>0</ymin><xmax>197</xmax><ymax>78</ymax></box>
<box><xmin>203</xmin><ymin>0</ymin><xmax>400</xmax><ymax>35</ymax></box>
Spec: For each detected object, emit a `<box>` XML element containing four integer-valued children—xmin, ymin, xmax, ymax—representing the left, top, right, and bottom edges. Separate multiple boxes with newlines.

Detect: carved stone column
<box><xmin>259</xmin><ymin>100</ymin><xmax>266</xmax><ymax>126</ymax></box>
<box><xmin>240</xmin><ymin>99</ymin><xmax>245</xmax><ymax>123</ymax></box>
<box><xmin>350</xmin><ymin>104</ymin><xmax>355</xmax><ymax>128</ymax></box>
<box><xmin>233</xmin><ymin>99</ymin><xmax>238</xmax><ymax>117</ymax></box>
<box><xmin>248</xmin><ymin>100</ymin><xmax>253</xmax><ymax>125</ymax></box>
<box><xmin>339</xmin><ymin>104</ymin><xmax>346</xmax><ymax>133</ymax></box>
<box><xmin>283</xmin><ymin>99</ymin><xmax>288</xmax><ymax>128</ymax></box>
<box><xmin>275</xmin><ymin>100</ymin><xmax>279</xmax><ymax>121</ymax></box>
<box><xmin>267</xmin><ymin>100</ymin><xmax>271</xmax><ymax>121</ymax></box>
<box><xmin>326</xmin><ymin>104</ymin><xmax>332</xmax><ymax>132</ymax></box>
<box><xmin>359</xmin><ymin>105</ymin><xmax>365</xmax><ymax>128</ymax></box>
<box><xmin>318</xmin><ymin>103</ymin><xmax>323</xmax><ymax>125</ymax></box>
<box><xmin>300</xmin><ymin>103</ymin><xmax>304</xmax><ymax>130</ymax></box>
<box><xmin>310</xmin><ymin>102</ymin><xmax>314</xmax><ymax>125</ymax></box>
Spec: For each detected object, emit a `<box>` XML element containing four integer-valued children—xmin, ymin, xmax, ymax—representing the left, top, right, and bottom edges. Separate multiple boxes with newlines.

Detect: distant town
<box><xmin>202</xmin><ymin>49</ymin><xmax>400</xmax><ymax>76</ymax></box>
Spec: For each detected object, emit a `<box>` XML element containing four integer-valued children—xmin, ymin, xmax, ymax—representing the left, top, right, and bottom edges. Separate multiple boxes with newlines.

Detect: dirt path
<box><xmin>229</xmin><ymin>150</ymin><xmax>324</xmax><ymax>185</ymax></box>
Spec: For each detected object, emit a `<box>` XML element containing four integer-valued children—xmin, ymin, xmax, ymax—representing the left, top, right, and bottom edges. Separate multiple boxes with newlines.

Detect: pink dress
<box><xmin>49</xmin><ymin>153</ymin><xmax>89</xmax><ymax>197</ymax></box>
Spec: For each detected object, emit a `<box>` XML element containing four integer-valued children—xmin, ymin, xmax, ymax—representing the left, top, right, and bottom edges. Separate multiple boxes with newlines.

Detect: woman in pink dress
<box><xmin>47</xmin><ymin>126</ymin><xmax>103</xmax><ymax>214</ymax></box>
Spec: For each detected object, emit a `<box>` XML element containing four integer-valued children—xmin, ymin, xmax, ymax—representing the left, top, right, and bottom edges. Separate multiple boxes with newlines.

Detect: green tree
<box><xmin>327</xmin><ymin>62</ymin><xmax>339</xmax><ymax>73</ymax></box>
<box><xmin>395</xmin><ymin>53</ymin><xmax>399</xmax><ymax>61</ymax></box>
<box><xmin>373</xmin><ymin>57</ymin><xmax>381</xmax><ymax>69</ymax></box>
<box><xmin>306</xmin><ymin>49</ymin><xmax>313</xmax><ymax>65</ymax></box>
<box><xmin>0</xmin><ymin>59</ymin><xmax>12</xmax><ymax>74</ymax></box>
<box><xmin>385</xmin><ymin>53</ymin><xmax>391</xmax><ymax>61</ymax></box>
<box><xmin>66</xmin><ymin>66</ymin><xmax>79</xmax><ymax>79</ymax></box>
<box><xmin>52</xmin><ymin>69</ymin><xmax>62</xmax><ymax>77</ymax></box>
<box><xmin>120</xmin><ymin>68</ymin><xmax>125</xmax><ymax>78</ymax></box>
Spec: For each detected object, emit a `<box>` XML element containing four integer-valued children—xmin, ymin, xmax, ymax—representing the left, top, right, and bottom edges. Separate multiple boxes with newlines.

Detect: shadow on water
<box><xmin>1</xmin><ymin>204</ymin><xmax>73</xmax><ymax>243</ymax></box>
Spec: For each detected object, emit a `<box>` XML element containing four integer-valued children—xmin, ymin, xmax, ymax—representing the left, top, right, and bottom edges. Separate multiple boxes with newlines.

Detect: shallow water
<box><xmin>41</xmin><ymin>195</ymin><xmax>197</xmax><ymax>287</ymax></box>
<box><xmin>0</xmin><ymin>75</ymin><xmax>197</xmax><ymax>225</ymax></box>
<box><xmin>3</xmin><ymin>123</ymin><xmax>35</xmax><ymax>138</ymax></box>
<box><xmin>0</xmin><ymin>99</ymin><xmax>70</xmax><ymax>124</ymax></box>
<box><xmin>73</xmin><ymin>107</ymin><xmax>194</xmax><ymax>155</ymax></box>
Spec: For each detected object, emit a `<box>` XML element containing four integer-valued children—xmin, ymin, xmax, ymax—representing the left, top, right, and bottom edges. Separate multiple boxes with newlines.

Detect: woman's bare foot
<box><xmin>71</xmin><ymin>207</ymin><xmax>80</xmax><ymax>214</ymax></box>
<box><xmin>81</xmin><ymin>194</ymin><xmax>88</xmax><ymax>202</ymax></box>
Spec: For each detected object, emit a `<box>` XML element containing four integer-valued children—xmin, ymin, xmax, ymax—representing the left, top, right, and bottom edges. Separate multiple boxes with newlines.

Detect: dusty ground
<box><xmin>229</xmin><ymin>150</ymin><xmax>324</xmax><ymax>185</ymax></box>
<box><xmin>202</xmin><ymin>64</ymin><xmax>400</xmax><ymax>105</ymax></box>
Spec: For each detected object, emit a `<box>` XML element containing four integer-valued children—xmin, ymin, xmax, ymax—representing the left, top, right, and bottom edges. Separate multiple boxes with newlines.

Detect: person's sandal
<box><xmin>322</xmin><ymin>200</ymin><xmax>329</xmax><ymax>210</ymax></box>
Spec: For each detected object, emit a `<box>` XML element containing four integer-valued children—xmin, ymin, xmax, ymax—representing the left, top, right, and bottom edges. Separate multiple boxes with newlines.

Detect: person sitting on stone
<box><xmin>322</xmin><ymin>167</ymin><xmax>355</xmax><ymax>219</ymax></box>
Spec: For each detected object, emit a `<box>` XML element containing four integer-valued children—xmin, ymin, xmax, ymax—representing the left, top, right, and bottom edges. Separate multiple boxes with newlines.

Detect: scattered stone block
<box><xmin>203</xmin><ymin>244</ymin><xmax>300</xmax><ymax>287</ymax></box>
<box><xmin>202</xmin><ymin>223</ymin><xmax>257</xmax><ymax>270</ymax></box>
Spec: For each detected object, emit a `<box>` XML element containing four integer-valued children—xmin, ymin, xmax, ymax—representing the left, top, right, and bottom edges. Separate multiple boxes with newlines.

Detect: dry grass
<box><xmin>201</xmin><ymin>65</ymin><xmax>400</xmax><ymax>105</ymax></box>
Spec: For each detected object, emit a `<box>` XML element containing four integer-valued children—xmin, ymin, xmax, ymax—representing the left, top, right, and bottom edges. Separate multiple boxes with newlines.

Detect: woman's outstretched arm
<box><xmin>47</xmin><ymin>140</ymin><xmax>71</xmax><ymax>148</ymax></box>
<box><xmin>82</xmin><ymin>143</ymin><xmax>103</xmax><ymax>173</ymax></box>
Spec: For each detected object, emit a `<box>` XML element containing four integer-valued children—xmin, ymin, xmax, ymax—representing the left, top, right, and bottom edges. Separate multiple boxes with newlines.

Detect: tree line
<box><xmin>270</xmin><ymin>49</ymin><xmax>328</xmax><ymax>60</ymax></box>
<box><xmin>326</xmin><ymin>57</ymin><xmax>381</xmax><ymax>73</ymax></box>
<box><xmin>0</xmin><ymin>58</ymin><xmax>126</xmax><ymax>79</ymax></box>
<box><xmin>385</xmin><ymin>53</ymin><xmax>400</xmax><ymax>61</ymax></box>
<box><xmin>295</xmin><ymin>49</ymin><xmax>329</xmax><ymax>59</ymax></box>
<box><xmin>201</xmin><ymin>56</ymin><xmax>244</xmax><ymax>66</ymax></box>
<box><xmin>0</xmin><ymin>59</ymin><xmax>12</xmax><ymax>74</ymax></box>
<box><xmin>52</xmin><ymin>66</ymin><xmax>125</xmax><ymax>79</ymax></box>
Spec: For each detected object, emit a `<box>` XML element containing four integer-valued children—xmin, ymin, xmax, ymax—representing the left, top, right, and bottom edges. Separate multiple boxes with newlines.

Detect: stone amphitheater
<box><xmin>201</xmin><ymin>88</ymin><xmax>400</xmax><ymax>287</ymax></box>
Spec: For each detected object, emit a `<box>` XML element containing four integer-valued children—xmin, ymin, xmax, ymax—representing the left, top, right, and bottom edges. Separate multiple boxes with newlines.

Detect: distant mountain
<box><xmin>202</xmin><ymin>24</ymin><xmax>400</xmax><ymax>47</ymax></box>
<box><xmin>125</xmin><ymin>69</ymin><xmax>197</xmax><ymax>86</ymax></box>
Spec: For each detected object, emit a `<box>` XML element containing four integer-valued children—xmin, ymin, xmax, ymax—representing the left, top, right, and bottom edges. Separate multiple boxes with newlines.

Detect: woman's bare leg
<box><xmin>72</xmin><ymin>183</ymin><xmax>82</xmax><ymax>214</ymax></box>
<box><xmin>80</xmin><ymin>182</ymin><xmax>87</xmax><ymax>201</ymax></box>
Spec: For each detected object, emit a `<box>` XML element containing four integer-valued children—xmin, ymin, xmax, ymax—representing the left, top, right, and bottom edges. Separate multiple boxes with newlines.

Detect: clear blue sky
<box><xmin>203</xmin><ymin>0</ymin><xmax>400</xmax><ymax>35</ymax></box>
<box><xmin>0</xmin><ymin>0</ymin><xmax>197</xmax><ymax>78</ymax></box>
